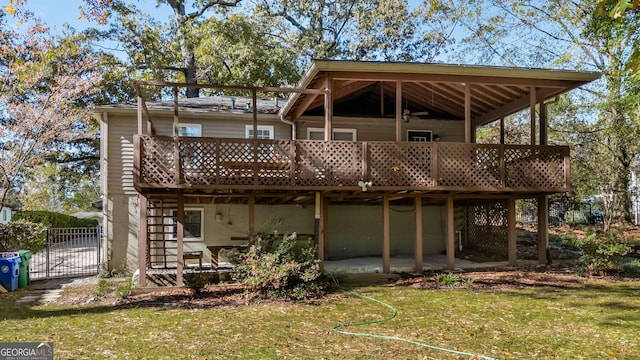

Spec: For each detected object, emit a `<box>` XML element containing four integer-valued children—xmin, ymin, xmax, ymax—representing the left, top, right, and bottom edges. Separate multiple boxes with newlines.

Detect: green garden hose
<box><xmin>332</xmin><ymin>284</ymin><xmax>497</xmax><ymax>360</ymax></box>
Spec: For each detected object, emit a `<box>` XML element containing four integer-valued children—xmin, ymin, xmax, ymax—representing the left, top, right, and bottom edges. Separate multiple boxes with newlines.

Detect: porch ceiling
<box><xmin>280</xmin><ymin>60</ymin><xmax>600</xmax><ymax>127</ymax></box>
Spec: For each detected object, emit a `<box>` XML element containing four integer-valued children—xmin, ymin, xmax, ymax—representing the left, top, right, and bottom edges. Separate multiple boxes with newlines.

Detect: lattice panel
<box><xmin>146</xmin><ymin>198</ymin><xmax>178</xmax><ymax>269</ymax></box>
<box><xmin>218</xmin><ymin>139</ymin><xmax>255</xmax><ymax>185</ymax></box>
<box><xmin>438</xmin><ymin>144</ymin><xmax>501</xmax><ymax>188</ymax></box>
<box><xmin>465</xmin><ymin>200</ymin><xmax>508</xmax><ymax>259</ymax></box>
<box><xmin>140</xmin><ymin>136</ymin><xmax>175</xmax><ymax>184</ymax></box>
<box><xmin>257</xmin><ymin>140</ymin><xmax>293</xmax><ymax>186</ymax></box>
<box><xmin>505</xmin><ymin>147</ymin><xmax>566</xmax><ymax>189</ymax></box>
<box><xmin>324</xmin><ymin>142</ymin><xmax>362</xmax><ymax>186</ymax></box>
<box><xmin>295</xmin><ymin>141</ymin><xmax>330</xmax><ymax>186</ymax></box>
<box><xmin>181</xmin><ymin>137</ymin><xmax>218</xmax><ymax>185</ymax></box>
<box><xmin>367</xmin><ymin>142</ymin><xmax>434</xmax><ymax>187</ymax></box>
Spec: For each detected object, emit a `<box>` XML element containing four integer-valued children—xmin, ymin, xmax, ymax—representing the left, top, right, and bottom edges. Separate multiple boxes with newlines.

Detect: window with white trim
<box><xmin>407</xmin><ymin>130</ymin><xmax>432</xmax><ymax>142</ymax></box>
<box><xmin>178</xmin><ymin>123</ymin><xmax>202</xmax><ymax>137</ymax></box>
<box><xmin>307</xmin><ymin>128</ymin><xmax>357</xmax><ymax>141</ymax></box>
<box><xmin>245</xmin><ymin>125</ymin><xmax>274</xmax><ymax>139</ymax></box>
<box><xmin>170</xmin><ymin>208</ymin><xmax>203</xmax><ymax>241</ymax></box>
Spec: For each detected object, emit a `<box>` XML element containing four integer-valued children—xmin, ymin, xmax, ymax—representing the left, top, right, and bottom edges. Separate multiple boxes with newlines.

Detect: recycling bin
<box><xmin>18</xmin><ymin>250</ymin><xmax>32</xmax><ymax>288</ymax></box>
<box><xmin>0</xmin><ymin>254</ymin><xmax>20</xmax><ymax>292</ymax></box>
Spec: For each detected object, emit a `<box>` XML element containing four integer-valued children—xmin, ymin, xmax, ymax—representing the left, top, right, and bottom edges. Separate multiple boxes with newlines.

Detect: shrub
<box><xmin>232</xmin><ymin>233</ymin><xmax>324</xmax><ymax>300</ymax></box>
<box><xmin>13</xmin><ymin>210</ymin><xmax>98</xmax><ymax>228</ymax></box>
<box><xmin>116</xmin><ymin>278</ymin><xmax>133</xmax><ymax>299</ymax></box>
<box><xmin>621</xmin><ymin>259</ymin><xmax>640</xmax><ymax>278</ymax></box>
<box><xmin>433</xmin><ymin>273</ymin><xmax>473</xmax><ymax>287</ymax></box>
<box><xmin>0</xmin><ymin>219</ymin><xmax>48</xmax><ymax>253</ymax></box>
<box><xmin>573</xmin><ymin>230</ymin><xmax>631</xmax><ymax>274</ymax></box>
<box><xmin>184</xmin><ymin>271</ymin><xmax>215</xmax><ymax>293</ymax></box>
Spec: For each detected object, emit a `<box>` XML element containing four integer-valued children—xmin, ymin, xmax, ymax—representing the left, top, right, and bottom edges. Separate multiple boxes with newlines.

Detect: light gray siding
<box><xmin>297</xmin><ymin>116</ymin><xmax>464</xmax><ymax>142</ymax></box>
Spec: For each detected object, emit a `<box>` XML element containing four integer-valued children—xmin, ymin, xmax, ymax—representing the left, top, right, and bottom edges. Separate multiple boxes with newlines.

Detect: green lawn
<box><xmin>1</xmin><ymin>279</ymin><xmax>638</xmax><ymax>359</ymax></box>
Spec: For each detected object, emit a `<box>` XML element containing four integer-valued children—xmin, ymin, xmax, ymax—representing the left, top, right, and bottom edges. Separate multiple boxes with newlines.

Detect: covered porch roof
<box><xmin>279</xmin><ymin>60</ymin><xmax>600</xmax><ymax>127</ymax></box>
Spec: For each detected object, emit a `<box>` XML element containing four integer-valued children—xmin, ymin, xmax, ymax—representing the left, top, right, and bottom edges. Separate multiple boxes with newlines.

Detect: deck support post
<box><xmin>249</xmin><ymin>193</ymin><xmax>256</xmax><ymax>238</ymax></box>
<box><xmin>176</xmin><ymin>194</ymin><xmax>185</xmax><ymax>287</ymax></box>
<box><xmin>324</xmin><ymin>76</ymin><xmax>333</xmax><ymax>140</ymax></box>
<box><xmin>315</xmin><ymin>192</ymin><xmax>324</xmax><ymax>272</ymax></box>
<box><xmin>465</xmin><ymin>84</ymin><xmax>471</xmax><ymax>143</ymax></box>
<box><xmin>538</xmin><ymin>195</ymin><xmax>549</xmax><ymax>264</ymax></box>
<box><xmin>395</xmin><ymin>81</ymin><xmax>402</xmax><ymax>142</ymax></box>
<box><xmin>508</xmin><ymin>197</ymin><xmax>517</xmax><ymax>266</ymax></box>
<box><xmin>137</xmin><ymin>194</ymin><xmax>147</xmax><ymax>287</ymax></box>
<box><xmin>446</xmin><ymin>196</ymin><xmax>455</xmax><ymax>270</ymax></box>
<box><xmin>383</xmin><ymin>194</ymin><xmax>391</xmax><ymax>273</ymax></box>
<box><xmin>414</xmin><ymin>196</ymin><xmax>423</xmax><ymax>273</ymax></box>
<box><xmin>530</xmin><ymin>87</ymin><xmax>537</xmax><ymax>145</ymax></box>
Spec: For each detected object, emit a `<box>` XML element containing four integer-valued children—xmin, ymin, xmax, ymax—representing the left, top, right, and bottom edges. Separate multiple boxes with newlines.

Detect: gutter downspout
<box><xmin>280</xmin><ymin>114</ymin><xmax>297</xmax><ymax>140</ymax></box>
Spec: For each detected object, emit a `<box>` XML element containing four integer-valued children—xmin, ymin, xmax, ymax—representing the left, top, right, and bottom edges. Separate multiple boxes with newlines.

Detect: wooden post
<box><xmin>137</xmin><ymin>195</ymin><xmax>147</xmax><ymax>287</ymax></box>
<box><xmin>173</xmin><ymin>87</ymin><xmax>181</xmax><ymax>186</ymax></box>
<box><xmin>380</xmin><ymin>82</ymin><xmax>385</xmax><ymax>117</ymax></box>
<box><xmin>137</xmin><ymin>90</ymin><xmax>143</xmax><ymax>135</ymax></box>
<box><xmin>538</xmin><ymin>195</ymin><xmax>549</xmax><ymax>264</ymax></box>
<box><xmin>317</xmin><ymin>192</ymin><xmax>325</xmax><ymax>272</ymax></box>
<box><xmin>395</xmin><ymin>81</ymin><xmax>402</xmax><ymax>142</ymax></box>
<box><xmin>465</xmin><ymin>84</ymin><xmax>471</xmax><ymax>143</ymax></box>
<box><xmin>530</xmin><ymin>87</ymin><xmax>537</xmax><ymax>145</ymax></box>
<box><xmin>383</xmin><ymin>194</ymin><xmax>391</xmax><ymax>273</ymax></box>
<box><xmin>324</xmin><ymin>76</ymin><xmax>333</xmax><ymax>141</ymax></box>
<box><xmin>176</xmin><ymin>194</ymin><xmax>184</xmax><ymax>287</ymax></box>
<box><xmin>249</xmin><ymin>193</ymin><xmax>255</xmax><ymax>238</ymax></box>
<box><xmin>508</xmin><ymin>197</ymin><xmax>517</xmax><ymax>266</ymax></box>
<box><xmin>540</xmin><ymin>101</ymin><xmax>548</xmax><ymax>146</ymax></box>
<box><xmin>446</xmin><ymin>196</ymin><xmax>455</xmax><ymax>270</ymax></box>
<box><xmin>499</xmin><ymin>117</ymin><xmax>505</xmax><ymax>145</ymax></box>
<box><xmin>414</xmin><ymin>196</ymin><xmax>423</xmax><ymax>273</ymax></box>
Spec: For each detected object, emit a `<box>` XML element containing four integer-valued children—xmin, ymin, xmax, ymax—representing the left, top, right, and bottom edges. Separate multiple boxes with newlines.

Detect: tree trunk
<box><xmin>169</xmin><ymin>0</ymin><xmax>200</xmax><ymax>98</ymax></box>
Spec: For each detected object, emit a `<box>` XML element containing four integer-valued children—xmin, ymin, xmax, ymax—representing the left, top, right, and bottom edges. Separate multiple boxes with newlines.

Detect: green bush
<box><xmin>621</xmin><ymin>259</ymin><xmax>640</xmax><ymax>278</ymax></box>
<box><xmin>432</xmin><ymin>273</ymin><xmax>473</xmax><ymax>287</ymax></box>
<box><xmin>184</xmin><ymin>271</ymin><xmax>216</xmax><ymax>293</ymax></box>
<box><xmin>573</xmin><ymin>230</ymin><xmax>631</xmax><ymax>274</ymax></box>
<box><xmin>0</xmin><ymin>219</ymin><xmax>48</xmax><ymax>253</ymax></box>
<box><xmin>232</xmin><ymin>233</ymin><xmax>324</xmax><ymax>300</ymax></box>
<box><xmin>13</xmin><ymin>210</ymin><xmax>99</xmax><ymax>228</ymax></box>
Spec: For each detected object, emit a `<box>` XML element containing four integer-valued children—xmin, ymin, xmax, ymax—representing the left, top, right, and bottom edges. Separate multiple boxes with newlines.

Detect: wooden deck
<box><xmin>134</xmin><ymin>135</ymin><xmax>570</xmax><ymax>194</ymax></box>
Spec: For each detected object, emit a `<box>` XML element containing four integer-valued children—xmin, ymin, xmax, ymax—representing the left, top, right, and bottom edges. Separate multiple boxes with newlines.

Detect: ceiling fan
<box><xmin>402</xmin><ymin>109</ymin><xmax>430</xmax><ymax>123</ymax></box>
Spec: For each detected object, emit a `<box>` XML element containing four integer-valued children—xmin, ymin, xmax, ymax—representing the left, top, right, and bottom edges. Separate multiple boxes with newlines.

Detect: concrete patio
<box><xmin>323</xmin><ymin>255</ymin><xmax>517</xmax><ymax>274</ymax></box>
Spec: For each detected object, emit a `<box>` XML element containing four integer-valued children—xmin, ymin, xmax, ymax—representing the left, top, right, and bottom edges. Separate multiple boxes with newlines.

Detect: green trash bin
<box><xmin>18</xmin><ymin>250</ymin><xmax>32</xmax><ymax>288</ymax></box>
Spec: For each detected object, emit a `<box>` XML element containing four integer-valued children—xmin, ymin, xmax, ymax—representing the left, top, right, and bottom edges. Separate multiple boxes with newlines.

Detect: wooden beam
<box><xmin>538</xmin><ymin>195</ymin><xmax>549</xmax><ymax>264</ymax></box>
<box><xmin>136</xmin><ymin>80</ymin><xmax>328</xmax><ymax>95</ymax></box>
<box><xmin>540</xmin><ymin>101</ymin><xmax>548</xmax><ymax>146</ymax></box>
<box><xmin>465</xmin><ymin>84</ymin><xmax>471</xmax><ymax>143</ymax></box>
<box><xmin>138</xmin><ymin>194</ymin><xmax>147</xmax><ymax>287</ymax></box>
<box><xmin>383</xmin><ymin>194</ymin><xmax>390</xmax><ymax>273</ymax></box>
<box><xmin>396</xmin><ymin>81</ymin><xmax>402</xmax><ymax>142</ymax></box>
<box><xmin>530</xmin><ymin>87</ymin><xmax>536</xmax><ymax>145</ymax></box>
<box><xmin>415</xmin><ymin>196</ymin><xmax>423</xmax><ymax>273</ymax></box>
<box><xmin>508</xmin><ymin>197</ymin><xmax>517</xmax><ymax>266</ymax></box>
<box><xmin>176</xmin><ymin>194</ymin><xmax>184</xmax><ymax>287</ymax></box>
<box><xmin>327</xmin><ymin>72</ymin><xmax>585</xmax><ymax>88</ymax></box>
<box><xmin>446</xmin><ymin>196</ymin><xmax>455</xmax><ymax>270</ymax></box>
<box><xmin>324</xmin><ymin>76</ymin><xmax>333</xmax><ymax>141</ymax></box>
<box><xmin>318</xmin><ymin>192</ymin><xmax>325</xmax><ymax>272</ymax></box>
<box><xmin>474</xmin><ymin>87</ymin><xmax>558</xmax><ymax>126</ymax></box>
<box><xmin>249</xmin><ymin>193</ymin><xmax>255</xmax><ymax>238</ymax></box>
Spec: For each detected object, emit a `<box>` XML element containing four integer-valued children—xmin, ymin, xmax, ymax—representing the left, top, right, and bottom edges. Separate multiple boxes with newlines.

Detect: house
<box><xmin>95</xmin><ymin>60</ymin><xmax>599</xmax><ymax>286</ymax></box>
<box><xmin>0</xmin><ymin>206</ymin><xmax>11</xmax><ymax>225</ymax></box>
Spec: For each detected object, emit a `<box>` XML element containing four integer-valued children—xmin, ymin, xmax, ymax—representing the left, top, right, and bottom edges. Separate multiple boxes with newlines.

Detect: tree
<box><xmin>0</xmin><ymin>13</ymin><xmax>100</xmax><ymax>210</ymax></box>
<box><xmin>456</xmin><ymin>0</ymin><xmax>640</xmax><ymax>226</ymax></box>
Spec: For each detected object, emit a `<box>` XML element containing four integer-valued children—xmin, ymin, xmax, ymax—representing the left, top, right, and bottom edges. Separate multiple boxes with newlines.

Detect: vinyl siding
<box><xmin>296</xmin><ymin>116</ymin><xmax>464</xmax><ymax>142</ymax></box>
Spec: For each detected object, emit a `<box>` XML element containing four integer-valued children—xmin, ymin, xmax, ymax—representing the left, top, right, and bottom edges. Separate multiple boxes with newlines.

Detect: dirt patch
<box><xmin>44</xmin><ymin>268</ymin><xmax>634</xmax><ymax>308</ymax></box>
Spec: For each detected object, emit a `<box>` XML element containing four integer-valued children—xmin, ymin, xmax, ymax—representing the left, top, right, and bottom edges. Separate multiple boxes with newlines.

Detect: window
<box><xmin>245</xmin><ymin>125</ymin><xmax>274</xmax><ymax>139</ymax></box>
<box><xmin>1</xmin><ymin>209</ymin><xmax>7</xmax><ymax>222</ymax></box>
<box><xmin>307</xmin><ymin>128</ymin><xmax>357</xmax><ymax>141</ymax></box>
<box><xmin>407</xmin><ymin>130</ymin><xmax>432</xmax><ymax>142</ymax></box>
<box><xmin>170</xmin><ymin>208</ymin><xmax>203</xmax><ymax>241</ymax></box>
<box><xmin>178</xmin><ymin>123</ymin><xmax>202</xmax><ymax>137</ymax></box>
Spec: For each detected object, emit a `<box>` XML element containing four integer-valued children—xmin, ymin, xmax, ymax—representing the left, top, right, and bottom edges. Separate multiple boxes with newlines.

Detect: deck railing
<box><xmin>133</xmin><ymin>135</ymin><xmax>570</xmax><ymax>193</ymax></box>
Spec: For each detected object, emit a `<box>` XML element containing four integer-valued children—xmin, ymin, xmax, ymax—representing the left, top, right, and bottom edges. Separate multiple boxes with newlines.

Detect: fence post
<box><xmin>96</xmin><ymin>225</ymin><xmax>102</xmax><ymax>275</ymax></box>
<box><xmin>45</xmin><ymin>229</ymin><xmax>51</xmax><ymax>279</ymax></box>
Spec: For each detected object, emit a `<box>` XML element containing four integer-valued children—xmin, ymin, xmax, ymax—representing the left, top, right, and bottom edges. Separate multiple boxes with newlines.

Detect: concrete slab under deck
<box><xmin>323</xmin><ymin>255</ymin><xmax>516</xmax><ymax>274</ymax></box>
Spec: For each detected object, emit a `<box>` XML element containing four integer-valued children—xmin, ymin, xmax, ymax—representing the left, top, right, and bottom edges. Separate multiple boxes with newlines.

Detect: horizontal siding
<box><xmin>297</xmin><ymin>116</ymin><xmax>464</xmax><ymax>142</ymax></box>
<box><xmin>107</xmin><ymin>115</ymin><xmax>138</xmax><ymax>195</ymax></box>
<box><xmin>149</xmin><ymin>113</ymin><xmax>289</xmax><ymax>139</ymax></box>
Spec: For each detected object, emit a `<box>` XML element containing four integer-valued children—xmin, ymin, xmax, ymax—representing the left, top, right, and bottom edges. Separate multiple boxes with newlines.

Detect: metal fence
<box><xmin>30</xmin><ymin>227</ymin><xmax>102</xmax><ymax>280</ymax></box>
<box><xmin>516</xmin><ymin>200</ymin><xmax>603</xmax><ymax>225</ymax></box>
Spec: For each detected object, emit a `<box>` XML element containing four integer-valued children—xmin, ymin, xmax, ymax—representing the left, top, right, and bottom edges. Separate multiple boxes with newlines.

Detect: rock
<box><xmin>131</xmin><ymin>269</ymin><xmax>140</xmax><ymax>286</ymax></box>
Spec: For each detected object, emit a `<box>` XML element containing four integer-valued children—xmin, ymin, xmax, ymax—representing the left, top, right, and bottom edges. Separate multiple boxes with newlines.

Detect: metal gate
<box><xmin>30</xmin><ymin>227</ymin><xmax>102</xmax><ymax>280</ymax></box>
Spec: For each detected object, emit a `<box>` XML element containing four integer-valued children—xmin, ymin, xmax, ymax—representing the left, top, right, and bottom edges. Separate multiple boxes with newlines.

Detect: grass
<box><xmin>1</xmin><ymin>279</ymin><xmax>639</xmax><ymax>359</ymax></box>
